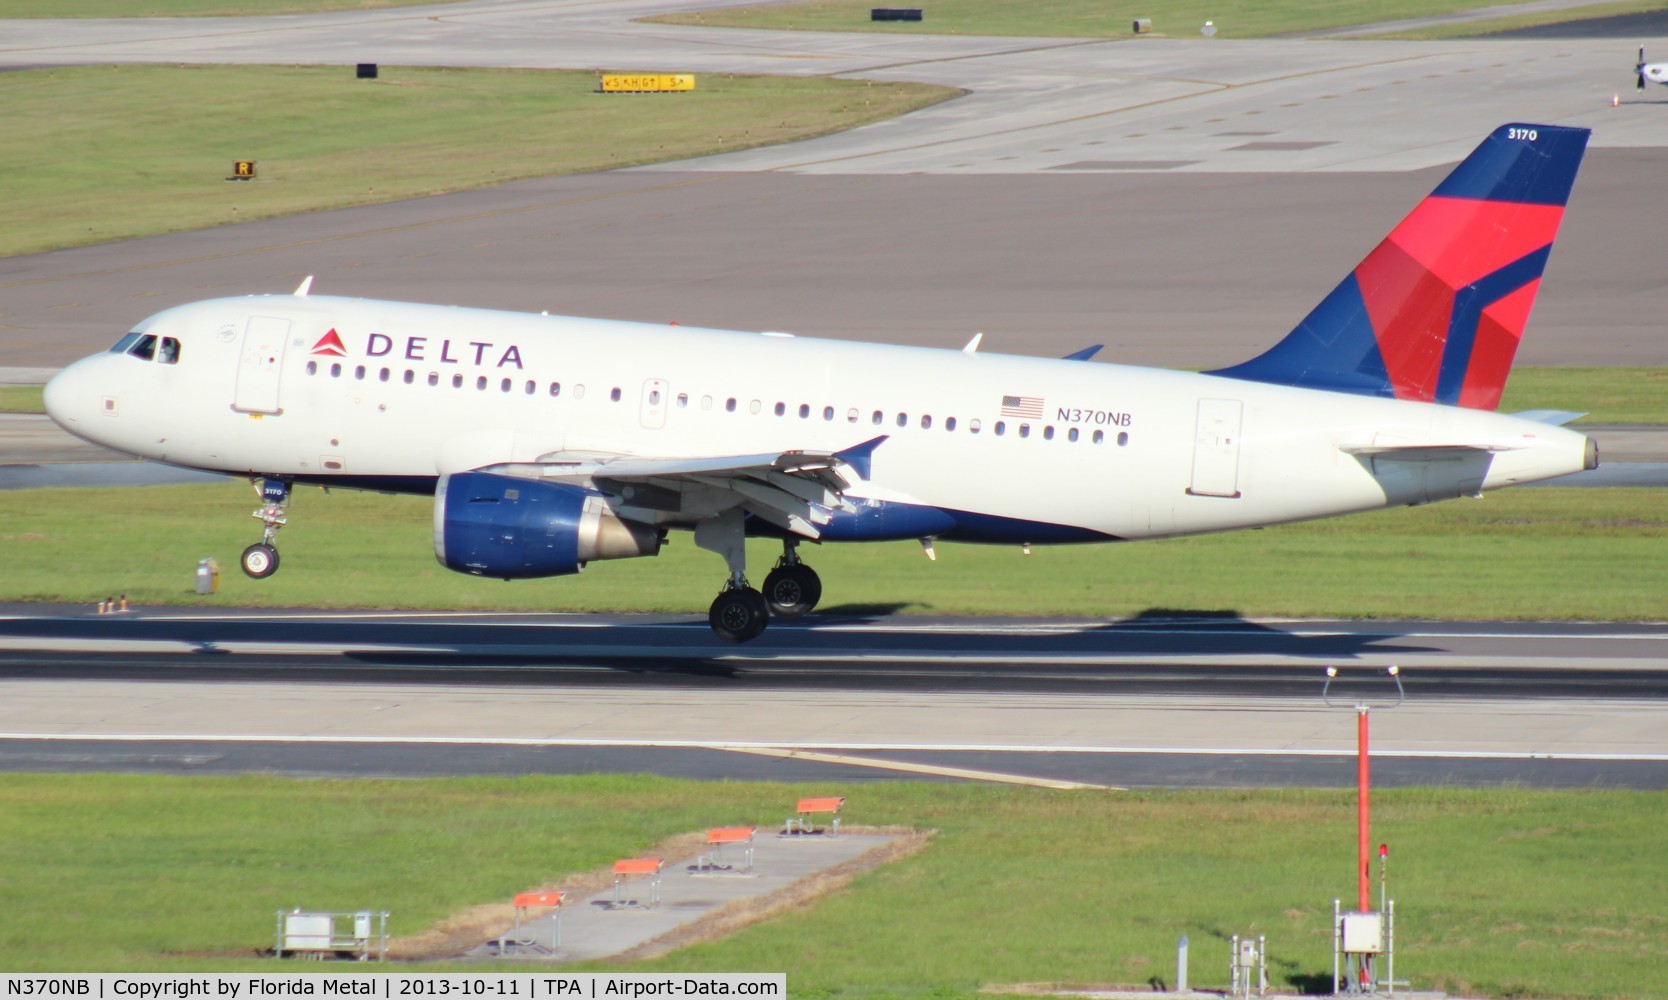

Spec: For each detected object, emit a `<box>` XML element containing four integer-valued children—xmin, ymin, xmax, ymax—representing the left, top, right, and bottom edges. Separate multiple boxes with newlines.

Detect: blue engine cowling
<box><xmin>434</xmin><ymin>472</ymin><xmax>662</xmax><ymax>579</ymax></box>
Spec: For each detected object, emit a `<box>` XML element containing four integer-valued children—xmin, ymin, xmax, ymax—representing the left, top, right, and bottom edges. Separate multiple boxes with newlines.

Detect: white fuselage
<box><xmin>46</xmin><ymin>294</ymin><xmax>1593</xmax><ymax>544</ymax></box>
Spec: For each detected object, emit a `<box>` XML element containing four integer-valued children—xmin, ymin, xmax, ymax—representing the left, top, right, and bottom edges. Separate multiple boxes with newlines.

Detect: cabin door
<box><xmin>1187</xmin><ymin>398</ymin><xmax>1243</xmax><ymax>498</ymax></box>
<box><xmin>233</xmin><ymin>316</ymin><xmax>292</xmax><ymax>414</ymax></box>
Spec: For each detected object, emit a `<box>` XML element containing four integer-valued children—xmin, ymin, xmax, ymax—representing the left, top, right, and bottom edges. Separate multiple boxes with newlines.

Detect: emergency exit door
<box><xmin>640</xmin><ymin>378</ymin><xmax>668</xmax><ymax>429</ymax></box>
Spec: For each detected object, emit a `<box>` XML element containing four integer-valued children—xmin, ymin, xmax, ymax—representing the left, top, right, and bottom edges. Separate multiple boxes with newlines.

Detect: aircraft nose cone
<box><xmin>42</xmin><ymin>365</ymin><xmax>79</xmax><ymax>429</ymax></box>
<box><xmin>44</xmin><ymin>356</ymin><xmax>104</xmax><ymax>434</ymax></box>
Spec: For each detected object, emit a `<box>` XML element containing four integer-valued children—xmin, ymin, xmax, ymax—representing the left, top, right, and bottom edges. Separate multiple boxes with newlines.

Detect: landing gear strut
<box><xmin>242</xmin><ymin>478</ymin><xmax>291</xmax><ymax>579</ymax></box>
<box><xmin>762</xmin><ymin>539</ymin><xmax>821</xmax><ymax>618</ymax></box>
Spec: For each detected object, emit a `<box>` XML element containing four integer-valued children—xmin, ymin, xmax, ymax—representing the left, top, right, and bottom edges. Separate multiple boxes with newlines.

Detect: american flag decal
<box><xmin>1000</xmin><ymin>394</ymin><xmax>1045</xmax><ymax>419</ymax></box>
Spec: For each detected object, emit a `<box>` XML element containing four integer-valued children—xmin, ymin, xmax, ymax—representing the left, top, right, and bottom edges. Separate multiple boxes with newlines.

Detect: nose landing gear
<box><xmin>241</xmin><ymin>478</ymin><xmax>291</xmax><ymax>579</ymax></box>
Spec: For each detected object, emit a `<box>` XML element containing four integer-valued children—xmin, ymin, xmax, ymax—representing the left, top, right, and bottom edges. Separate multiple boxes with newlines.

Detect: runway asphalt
<box><xmin>1</xmin><ymin>605</ymin><xmax>1664</xmax><ymax>788</ymax></box>
<box><xmin>4</xmin><ymin>2</ymin><xmax>1666</xmax><ymax>788</ymax></box>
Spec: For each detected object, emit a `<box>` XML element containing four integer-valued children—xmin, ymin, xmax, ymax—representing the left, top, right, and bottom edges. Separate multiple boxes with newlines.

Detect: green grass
<box><xmin>0</xmin><ymin>65</ymin><xmax>956</xmax><ymax>259</ymax></box>
<box><xmin>1358</xmin><ymin>0</ymin><xmax>1668</xmax><ymax>39</ymax></box>
<box><xmin>2</xmin><ymin>482</ymin><xmax>1665</xmax><ymax>620</ymax></box>
<box><xmin>643</xmin><ymin>0</ymin><xmax>1602</xmax><ymax>39</ymax></box>
<box><xmin>0</xmin><ymin>386</ymin><xmax>45</xmax><ymax>413</ymax></box>
<box><xmin>1500</xmin><ymin>367</ymin><xmax>1668</xmax><ymax>424</ymax></box>
<box><xmin>6</xmin><ymin>0</ymin><xmax>455</xmax><ymax>16</ymax></box>
<box><xmin>1</xmin><ymin>775</ymin><xmax>1664</xmax><ymax>998</ymax></box>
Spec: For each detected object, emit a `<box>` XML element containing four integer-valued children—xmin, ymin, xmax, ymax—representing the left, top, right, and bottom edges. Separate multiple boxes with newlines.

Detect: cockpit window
<box><xmin>158</xmin><ymin>337</ymin><xmax>181</xmax><ymax>365</ymax></box>
<box><xmin>109</xmin><ymin>333</ymin><xmax>142</xmax><ymax>354</ymax></box>
<box><xmin>127</xmin><ymin>334</ymin><xmax>158</xmax><ymax>361</ymax></box>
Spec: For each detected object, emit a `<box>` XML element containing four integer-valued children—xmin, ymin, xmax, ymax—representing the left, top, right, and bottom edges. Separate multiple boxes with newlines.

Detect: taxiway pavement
<box><xmin>2</xmin><ymin>3</ymin><xmax>1667</xmax><ymax>367</ymax></box>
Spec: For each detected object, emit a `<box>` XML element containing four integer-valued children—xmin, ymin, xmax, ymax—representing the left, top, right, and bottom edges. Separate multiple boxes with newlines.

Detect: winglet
<box><xmin>1063</xmin><ymin>345</ymin><xmax>1102</xmax><ymax>362</ymax></box>
<box><xmin>963</xmin><ymin>333</ymin><xmax>983</xmax><ymax>354</ymax></box>
<box><xmin>293</xmin><ymin>275</ymin><xmax>314</xmax><ymax>297</ymax></box>
<box><xmin>834</xmin><ymin>435</ymin><xmax>889</xmax><ymax>481</ymax></box>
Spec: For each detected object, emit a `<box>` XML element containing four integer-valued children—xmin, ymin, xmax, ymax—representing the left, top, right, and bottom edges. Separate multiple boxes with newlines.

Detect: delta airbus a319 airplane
<box><xmin>47</xmin><ymin>123</ymin><xmax>1597</xmax><ymax>642</ymax></box>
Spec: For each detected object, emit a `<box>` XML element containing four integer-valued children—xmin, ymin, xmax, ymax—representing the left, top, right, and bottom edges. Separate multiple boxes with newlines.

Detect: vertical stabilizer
<box><xmin>1209</xmin><ymin>123</ymin><xmax>1589</xmax><ymax>409</ymax></box>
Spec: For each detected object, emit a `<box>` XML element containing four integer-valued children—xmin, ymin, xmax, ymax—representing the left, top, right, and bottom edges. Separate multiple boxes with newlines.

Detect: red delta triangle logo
<box><xmin>310</xmin><ymin>329</ymin><xmax>349</xmax><ymax>357</ymax></box>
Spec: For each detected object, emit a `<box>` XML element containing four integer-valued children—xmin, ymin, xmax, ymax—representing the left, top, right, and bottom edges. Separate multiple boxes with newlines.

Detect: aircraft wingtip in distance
<box><xmin>45</xmin><ymin>123</ymin><xmax>1597</xmax><ymax>642</ymax></box>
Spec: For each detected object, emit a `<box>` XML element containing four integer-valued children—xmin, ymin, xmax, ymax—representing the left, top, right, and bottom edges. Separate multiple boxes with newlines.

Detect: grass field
<box><xmin>1</xmin><ymin>775</ymin><xmax>1663</xmax><ymax>997</ymax></box>
<box><xmin>0</xmin><ymin>386</ymin><xmax>46</xmax><ymax>413</ymax></box>
<box><xmin>2</xmin><ymin>481</ymin><xmax>1664</xmax><ymax>620</ymax></box>
<box><xmin>0</xmin><ymin>65</ymin><xmax>955</xmax><ymax>259</ymax></box>
<box><xmin>643</xmin><ymin>0</ymin><xmax>1616</xmax><ymax>38</ymax></box>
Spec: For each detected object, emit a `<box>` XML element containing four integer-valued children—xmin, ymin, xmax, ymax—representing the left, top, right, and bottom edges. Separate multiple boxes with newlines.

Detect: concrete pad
<box><xmin>464</xmin><ymin>831</ymin><xmax>903</xmax><ymax>963</ymax></box>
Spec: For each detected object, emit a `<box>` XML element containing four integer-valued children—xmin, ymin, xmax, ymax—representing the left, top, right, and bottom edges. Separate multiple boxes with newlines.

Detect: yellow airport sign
<box><xmin>600</xmin><ymin>74</ymin><xmax>695</xmax><ymax>93</ymax></box>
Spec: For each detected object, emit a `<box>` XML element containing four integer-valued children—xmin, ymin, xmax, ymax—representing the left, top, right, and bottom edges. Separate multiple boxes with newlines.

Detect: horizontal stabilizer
<box><xmin>1510</xmin><ymin>409</ymin><xmax>1586</xmax><ymax>426</ymax></box>
<box><xmin>1341</xmin><ymin>442</ymin><xmax>1525</xmax><ymax>457</ymax></box>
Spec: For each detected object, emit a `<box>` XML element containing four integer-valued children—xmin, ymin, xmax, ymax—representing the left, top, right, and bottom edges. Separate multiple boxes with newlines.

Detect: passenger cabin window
<box><xmin>428</xmin><ymin>372</ymin><xmax>440</xmax><ymax>387</ymax></box>
<box><xmin>946</xmin><ymin>417</ymin><xmax>957</xmax><ymax>432</ymax></box>
<box><xmin>549</xmin><ymin>382</ymin><xmax>561</xmax><ymax>396</ymax></box>
<box><xmin>404</xmin><ymin>370</ymin><xmax>414</xmax><ymax>385</ymax></box>
<box><xmin>306</xmin><ymin>361</ymin><xmax>318</xmax><ymax>375</ymax></box>
<box><xmin>611</xmin><ymin>387</ymin><xmax>622</xmax><ymax>402</ymax></box>
<box><xmin>354</xmin><ymin>365</ymin><xmax>366</xmax><ymax>380</ymax></box>
<box><xmin>330</xmin><ymin>363</ymin><xmax>342</xmax><ymax>378</ymax></box>
<box><xmin>823</xmin><ymin>406</ymin><xmax>834</xmax><ymax>422</ymax></box>
<box><xmin>452</xmin><ymin>374</ymin><xmax>464</xmax><ymax>388</ymax></box>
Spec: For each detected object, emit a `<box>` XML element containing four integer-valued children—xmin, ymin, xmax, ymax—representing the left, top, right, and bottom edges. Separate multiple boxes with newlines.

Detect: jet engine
<box><xmin>434</xmin><ymin>472</ymin><xmax>662</xmax><ymax>578</ymax></box>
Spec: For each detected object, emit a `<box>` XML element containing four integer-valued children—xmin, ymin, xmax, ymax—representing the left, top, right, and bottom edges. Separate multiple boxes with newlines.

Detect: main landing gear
<box><xmin>762</xmin><ymin>539</ymin><xmax>821</xmax><ymax>618</ymax></box>
<box><xmin>241</xmin><ymin>478</ymin><xmax>291</xmax><ymax>579</ymax></box>
<box><xmin>695</xmin><ymin>512</ymin><xmax>823</xmax><ymax>642</ymax></box>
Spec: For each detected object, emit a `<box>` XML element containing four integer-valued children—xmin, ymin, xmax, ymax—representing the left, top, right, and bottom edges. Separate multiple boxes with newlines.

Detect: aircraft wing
<box><xmin>475</xmin><ymin>435</ymin><xmax>888</xmax><ymax>539</ymax></box>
